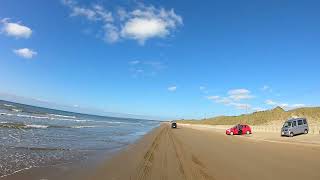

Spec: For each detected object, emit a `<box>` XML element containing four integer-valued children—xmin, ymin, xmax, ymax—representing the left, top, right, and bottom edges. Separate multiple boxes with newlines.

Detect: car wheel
<box><xmin>304</xmin><ymin>129</ymin><xmax>308</xmax><ymax>134</ymax></box>
<box><xmin>290</xmin><ymin>132</ymin><xmax>294</xmax><ymax>137</ymax></box>
<box><xmin>230</xmin><ymin>132</ymin><xmax>234</xmax><ymax>136</ymax></box>
<box><xmin>246</xmin><ymin>131</ymin><xmax>250</xmax><ymax>135</ymax></box>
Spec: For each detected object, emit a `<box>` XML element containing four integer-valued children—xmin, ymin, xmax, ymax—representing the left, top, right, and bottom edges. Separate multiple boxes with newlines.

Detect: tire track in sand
<box><xmin>160</xmin><ymin>128</ymin><xmax>169</xmax><ymax>180</ymax></box>
<box><xmin>135</xmin><ymin>126</ymin><xmax>167</xmax><ymax>180</ymax></box>
<box><xmin>168</xmin><ymin>127</ymin><xmax>216</xmax><ymax>180</ymax></box>
<box><xmin>135</xmin><ymin>124</ymin><xmax>215</xmax><ymax>180</ymax></box>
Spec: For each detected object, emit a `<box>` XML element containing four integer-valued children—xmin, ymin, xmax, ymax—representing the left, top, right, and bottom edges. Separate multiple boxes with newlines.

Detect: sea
<box><xmin>0</xmin><ymin>100</ymin><xmax>160</xmax><ymax>178</ymax></box>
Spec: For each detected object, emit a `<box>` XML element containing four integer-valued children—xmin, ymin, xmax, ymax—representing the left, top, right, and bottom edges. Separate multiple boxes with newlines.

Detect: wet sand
<box><xmin>4</xmin><ymin>123</ymin><xmax>320</xmax><ymax>180</ymax></box>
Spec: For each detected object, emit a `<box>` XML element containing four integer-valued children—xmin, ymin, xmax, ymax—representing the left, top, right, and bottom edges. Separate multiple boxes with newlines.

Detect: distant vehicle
<box><xmin>226</xmin><ymin>124</ymin><xmax>251</xmax><ymax>135</ymax></box>
<box><xmin>171</xmin><ymin>122</ymin><xmax>177</xmax><ymax>128</ymax></box>
<box><xmin>281</xmin><ymin>118</ymin><xmax>309</xmax><ymax>137</ymax></box>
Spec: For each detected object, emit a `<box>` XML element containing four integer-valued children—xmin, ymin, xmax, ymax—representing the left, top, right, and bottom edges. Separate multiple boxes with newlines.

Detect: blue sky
<box><xmin>1</xmin><ymin>0</ymin><xmax>320</xmax><ymax>119</ymax></box>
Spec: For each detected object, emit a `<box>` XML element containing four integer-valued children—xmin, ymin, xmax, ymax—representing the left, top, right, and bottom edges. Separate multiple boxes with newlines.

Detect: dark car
<box><xmin>171</xmin><ymin>122</ymin><xmax>177</xmax><ymax>128</ymax></box>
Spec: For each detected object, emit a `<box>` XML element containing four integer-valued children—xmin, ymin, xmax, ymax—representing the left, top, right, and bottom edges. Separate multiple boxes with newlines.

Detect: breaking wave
<box><xmin>0</xmin><ymin>122</ymin><xmax>97</xmax><ymax>129</ymax></box>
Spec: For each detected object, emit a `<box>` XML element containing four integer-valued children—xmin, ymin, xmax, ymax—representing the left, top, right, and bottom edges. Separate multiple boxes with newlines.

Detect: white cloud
<box><xmin>207</xmin><ymin>96</ymin><xmax>233</xmax><ymax>105</ymax></box>
<box><xmin>253</xmin><ymin>107</ymin><xmax>265</xmax><ymax>112</ymax></box>
<box><xmin>63</xmin><ymin>0</ymin><xmax>113</xmax><ymax>22</ymax></box>
<box><xmin>71</xmin><ymin>7</ymin><xmax>98</xmax><ymax>20</ymax></box>
<box><xmin>129</xmin><ymin>60</ymin><xmax>140</xmax><ymax>65</ymax></box>
<box><xmin>207</xmin><ymin>96</ymin><xmax>220</xmax><ymax>100</ymax></box>
<box><xmin>261</xmin><ymin>85</ymin><xmax>269</xmax><ymax>91</ymax></box>
<box><xmin>129</xmin><ymin>60</ymin><xmax>165</xmax><ymax>77</ymax></box>
<box><xmin>228</xmin><ymin>89</ymin><xmax>250</xmax><ymax>95</ymax></box>
<box><xmin>265</xmin><ymin>99</ymin><xmax>306</xmax><ymax>109</ymax></box>
<box><xmin>228</xmin><ymin>88</ymin><xmax>253</xmax><ymax>101</ymax></box>
<box><xmin>279</xmin><ymin>103</ymin><xmax>289</xmax><ymax>108</ymax></box>
<box><xmin>13</xmin><ymin>48</ymin><xmax>37</xmax><ymax>59</ymax></box>
<box><xmin>103</xmin><ymin>23</ymin><xmax>119</xmax><ymax>42</ymax></box>
<box><xmin>93</xmin><ymin>5</ymin><xmax>113</xmax><ymax>22</ymax></box>
<box><xmin>265</xmin><ymin>99</ymin><xmax>277</xmax><ymax>105</ymax></box>
<box><xmin>199</xmin><ymin>86</ymin><xmax>209</xmax><ymax>94</ymax></box>
<box><xmin>207</xmin><ymin>88</ymin><xmax>255</xmax><ymax>111</ymax></box>
<box><xmin>1</xmin><ymin>18</ymin><xmax>32</xmax><ymax>39</ymax></box>
<box><xmin>292</xmin><ymin>104</ymin><xmax>305</xmax><ymax>108</ymax></box>
<box><xmin>230</xmin><ymin>103</ymin><xmax>251</xmax><ymax>110</ymax></box>
<box><xmin>120</xmin><ymin>6</ymin><xmax>182</xmax><ymax>44</ymax></box>
<box><xmin>168</xmin><ymin>86</ymin><xmax>177</xmax><ymax>92</ymax></box>
<box><xmin>117</xmin><ymin>8</ymin><xmax>128</xmax><ymax>21</ymax></box>
<box><xmin>121</xmin><ymin>18</ymin><xmax>166</xmax><ymax>44</ymax></box>
<box><xmin>143</xmin><ymin>61</ymin><xmax>166</xmax><ymax>70</ymax></box>
<box><xmin>261</xmin><ymin>85</ymin><xmax>273</xmax><ymax>92</ymax></box>
<box><xmin>217</xmin><ymin>98</ymin><xmax>233</xmax><ymax>105</ymax></box>
<box><xmin>62</xmin><ymin>1</ymin><xmax>182</xmax><ymax>44</ymax></box>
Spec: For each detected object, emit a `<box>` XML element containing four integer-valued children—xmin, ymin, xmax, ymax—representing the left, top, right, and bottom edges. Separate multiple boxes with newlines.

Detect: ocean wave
<box><xmin>0</xmin><ymin>122</ymin><xmax>96</xmax><ymax>129</ymax></box>
<box><xmin>0</xmin><ymin>166</ymin><xmax>33</xmax><ymax>178</ymax></box>
<box><xmin>16</xmin><ymin>114</ymin><xmax>49</xmax><ymax>119</ymax></box>
<box><xmin>0</xmin><ymin>113</ymin><xmax>13</xmax><ymax>116</ymax></box>
<box><xmin>54</xmin><ymin>118</ymin><xmax>94</xmax><ymax>122</ymax></box>
<box><xmin>105</xmin><ymin>121</ymin><xmax>142</xmax><ymax>125</ymax></box>
<box><xmin>48</xmin><ymin>114</ymin><xmax>76</xmax><ymax>119</ymax></box>
<box><xmin>12</xmin><ymin>113</ymin><xmax>93</xmax><ymax>122</ymax></box>
<box><xmin>12</xmin><ymin>146</ymin><xmax>70</xmax><ymax>151</ymax></box>
<box><xmin>130</xmin><ymin>131</ymin><xmax>147</xmax><ymax>136</ymax></box>
<box><xmin>24</xmin><ymin>124</ymin><xmax>49</xmax><ymax>129</ymax></box>
<box><xmin>71</xmin><ymin>125</ymin><xmax>97</xmax><ymax>128</ymax></box>
<box><xmin>3</xmin><ymin>104</ymin><xmax>15</xmax><ymax>108</ymax></box>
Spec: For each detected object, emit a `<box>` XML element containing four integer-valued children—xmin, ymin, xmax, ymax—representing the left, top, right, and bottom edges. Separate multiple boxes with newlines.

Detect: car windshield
<box><xmin>283</xmin><ymin>122</ymin><xmax>292</xmax><ymax>128</ymax></box>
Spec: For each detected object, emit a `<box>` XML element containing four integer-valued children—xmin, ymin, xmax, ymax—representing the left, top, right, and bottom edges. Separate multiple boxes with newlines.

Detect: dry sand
<box><xmin>90</xmin><ymin>123</ymin><xmax>320</xmax><ymax>180</ymax></box>
<box><xmin>3</xmin><ymin>123</ymin><xmax>320</xmax><ymax>180</ymax></box>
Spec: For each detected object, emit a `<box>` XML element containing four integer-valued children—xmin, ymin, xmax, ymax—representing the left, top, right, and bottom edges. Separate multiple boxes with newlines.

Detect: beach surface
<box><xmin>89</xmin><ymin>123</ymin><xmax>320</xmax><ymax>180</ymax></box>
<box><xmin>4</xmin><ymin>123</ymin><xmax>320</xmax><ymax>180</ymax></box>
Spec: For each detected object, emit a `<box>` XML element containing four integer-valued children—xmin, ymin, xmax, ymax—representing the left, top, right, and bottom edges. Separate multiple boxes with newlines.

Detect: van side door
<box><xmin>292</xmin><ymin>121</ymin><xmax>298</xmax><ymax>134</ymax></box>
<box><xmin>297</xmin><ymin>119</ymin><xmax>304</xmax><ymax>134</ymax></box>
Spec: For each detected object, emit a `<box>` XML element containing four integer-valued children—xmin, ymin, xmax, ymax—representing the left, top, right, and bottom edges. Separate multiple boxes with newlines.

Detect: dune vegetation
<box><xmin>178</xmin><ymin>106</ymin><xmax>320</xmax><ymax>126</ymax></box>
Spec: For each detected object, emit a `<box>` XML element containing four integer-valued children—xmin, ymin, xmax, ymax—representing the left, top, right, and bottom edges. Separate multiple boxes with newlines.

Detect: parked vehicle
<box><xmin>226</xmin><ymin>124</ymin><xmax>252</xmax><ymax>135</ymax></box>
<box><xmin>171</xmin><ymin>122</ymin><xmax>177</xmax><ymax>128</ymax></box>
<box><xmin>281</xmin><ymin>118</ymin><xmax>309</xmax><ymax>137</ymax></box>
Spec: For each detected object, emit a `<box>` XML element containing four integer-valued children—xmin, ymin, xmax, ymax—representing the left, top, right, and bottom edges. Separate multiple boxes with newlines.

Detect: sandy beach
<box><xmin>3</xmin><ymin>123</ymin><xmax>320</xmax><ymax>180</ymax></box>
<box><xmin>90</xmin><ymin>123</ymin><xmax>320</xmax><ymax>180</ymax></box>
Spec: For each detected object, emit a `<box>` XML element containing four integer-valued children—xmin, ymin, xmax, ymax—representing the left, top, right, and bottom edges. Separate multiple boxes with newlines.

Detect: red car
<box><xmin>226</xmin><ymin>124</ymin><xmax>252</xmax><ymax>135</ymax></box>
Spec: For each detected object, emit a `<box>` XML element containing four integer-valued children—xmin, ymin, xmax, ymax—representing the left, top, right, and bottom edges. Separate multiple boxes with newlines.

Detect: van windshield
<box><xmin>283</xmin><ymin>122</ymin><xmax>292</xmax><ymax>128</ymax></box>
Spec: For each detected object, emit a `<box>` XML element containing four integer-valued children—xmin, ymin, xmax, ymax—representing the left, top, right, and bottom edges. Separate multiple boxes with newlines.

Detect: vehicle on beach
<box><xmin>281</xmin><ymin>118</ymin><xmax>309</xmax><ymax>137</ymax></box>
<box><xmin>226</xmin><ymin>124</ymin><xmax>251</xmax><ymax>135</ymax></box>
<box><xmin>171</xmin><ymin>121</ymin><xmax>177</xmax><ymax>128</ymax></box>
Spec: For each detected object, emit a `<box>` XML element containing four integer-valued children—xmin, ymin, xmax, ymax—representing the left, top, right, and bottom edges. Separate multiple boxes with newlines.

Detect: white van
<box><xmin>281</xmin><ymin>118</ymin><xmax>309</xmax><ymax>137</ymax></box>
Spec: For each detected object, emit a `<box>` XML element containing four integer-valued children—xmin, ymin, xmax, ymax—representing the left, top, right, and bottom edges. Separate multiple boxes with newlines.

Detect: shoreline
<box><xmin>0</xmin><ymin>124</ymin><xmax>161</xmax><ymax>180</ymax></box>
<box><xmin>3</xmin><ymin>123</ymin><xmax>320</xmax><ymax>180</ymax></box>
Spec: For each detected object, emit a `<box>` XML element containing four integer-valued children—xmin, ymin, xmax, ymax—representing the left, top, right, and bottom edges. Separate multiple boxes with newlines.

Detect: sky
<box><xmin>1</xmin><ymin>0</ymin><xmax>320</xmax><ymax>120</ymax></box>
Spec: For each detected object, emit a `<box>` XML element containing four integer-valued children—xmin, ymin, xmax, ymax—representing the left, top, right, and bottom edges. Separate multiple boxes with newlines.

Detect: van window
<box><xmin>303</xmin><ymin>119</ymin><xmax>307</xmax><ymax>124</ymax></box>
<box><xmin>298</xmin><ymin>120</ymin><xmax>303</xmax><ymax>125</ymax></box>
<box><xmin>283</xmin><ymin>122</ymin><xmax>292</xmax><ymax>128</ymax></box>
<box><xmin>293</xmin><ymin>121</ymin><xmax>297</xmax><ymax>127</ymax></box>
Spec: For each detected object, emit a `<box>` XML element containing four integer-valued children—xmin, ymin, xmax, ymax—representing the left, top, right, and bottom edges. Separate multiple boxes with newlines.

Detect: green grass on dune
<box><xmin>178</xmin><ymin>106</ymin><xmax>320</xmax><ymax>126</ymax></box>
